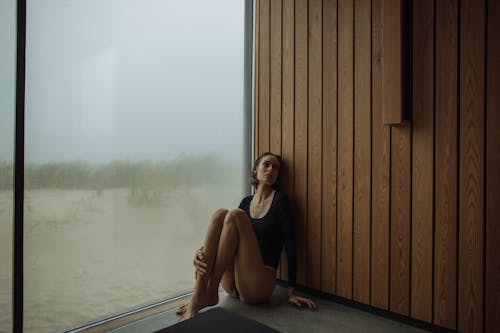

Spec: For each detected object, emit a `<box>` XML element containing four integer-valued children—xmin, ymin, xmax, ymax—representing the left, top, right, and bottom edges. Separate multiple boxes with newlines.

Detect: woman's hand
<box><xmin>193</xmin><ymin>246</ymin><xmax>207</xmax><ymax>278</ymax></box>
<box><xmin>288</xmin><ymin>288</ymin><xmax>317</xmax><ymax>310</ymax></box>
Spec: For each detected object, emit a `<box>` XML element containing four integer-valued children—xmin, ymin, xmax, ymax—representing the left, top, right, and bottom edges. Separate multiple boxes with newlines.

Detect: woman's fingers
<box><xmin>300</xmin><ymin>298</ymin><xmax>309</xmax><ymax>308</ymax></box>
<box><xmin>194</xmin><ymin>249</ymin><xmax>206</xmax><ymax>263</ymax></box>
<box><xmin>193</xmin><ymin>248</ymin><xmax>207</xmax><ymax>276</ymax></box>
<box><xmin>307</xmin><ymin>299</ymin><xmax>317</xmax><ymax>310</ymax></box>
<box><xmin>291</xmin><ymin>296</ymin><xmax>317</xmax><ymax>310</ymax></box>
<box><xmin>301</xmin><ymin>297</ymin><xmax>316</xmax><ymax>310</ymax></box>
<box><xmin>196</xmin><ymin>267</ymin><xmax>206</xmax><ymax>275</ymax></box>
<box><xmin>194</xmin><ymin>257</ymin><xmax>207</xmax><ymax>267</ymax></box>
<box><xmin>299</xmin><ymin>296</ymin><xmax>314</xmax><ymax>309</ymax></box>
<box><xmin>193</xmin><ymin>257</ymin><xmax>207</xmax><ymax>267</ymax></box>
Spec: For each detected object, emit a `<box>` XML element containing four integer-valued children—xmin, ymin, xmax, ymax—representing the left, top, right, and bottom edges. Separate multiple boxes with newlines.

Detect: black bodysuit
<box><xmin>238</xmin><ymin>191</ymin><xmax>297</xmax><ymax>286</ymax></box>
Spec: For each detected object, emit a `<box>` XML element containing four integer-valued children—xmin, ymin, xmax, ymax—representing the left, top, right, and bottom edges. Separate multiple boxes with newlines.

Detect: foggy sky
<box><xmin>0</xmin><ymin>0</ymin><xmax>245</xmax><ymax>164</ymax></box>
<box><xmin>0</xmin><ymin>0</ymin><xmax>16</xmax><ymax>162</ymax></box>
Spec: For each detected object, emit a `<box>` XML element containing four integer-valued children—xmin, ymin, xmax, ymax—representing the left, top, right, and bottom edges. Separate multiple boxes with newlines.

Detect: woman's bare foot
<box><xmin>176</xmin><ymin>303</ymin><xmax>188</xmax><ymax>316</ymax></box>
<box><xmin>227</xmin><ymin>288</ymin><xmax>239</xmax><ymax>299</ymax></box>
<box><xmin>177</xmin><ymin>292</ymin><xmax>219</xmax><ymax>322</ymax></box>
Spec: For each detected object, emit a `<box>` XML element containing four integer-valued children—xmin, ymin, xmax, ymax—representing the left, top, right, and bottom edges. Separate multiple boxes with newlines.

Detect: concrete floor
<box><xmin>111</xmin><ymin>286</ymin><xmax>430</xmax><ymax>333</ymax></box>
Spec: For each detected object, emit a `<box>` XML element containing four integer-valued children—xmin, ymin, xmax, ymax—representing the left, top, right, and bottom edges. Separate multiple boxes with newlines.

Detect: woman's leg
<box><xmin>176</xmin><ymin>208</ymin><xmax>228</xmax><ymax>315</ymax></box>
<box><xmin>220</xmin><ymin>262</ymin><xmax>238</xmax><ymax>298</ymax></box>
<box><xmin>208</xmin><ymin>209</ymin><xmax>276</xmax><ymax>304</ymax></box>
<box><xmin>177</xmin><ymin>265</ymin><xmax>236</xmax><ymax>316</ymax></box>
<box><xmin>179</xmin><ymin>209</ymin><xmax>276</xmax><ymax>321</ymax></box>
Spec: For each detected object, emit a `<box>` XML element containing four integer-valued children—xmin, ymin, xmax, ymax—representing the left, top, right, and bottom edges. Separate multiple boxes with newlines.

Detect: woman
<box><xmin>177</xmin><ymin>152</ymin><xmax>316</xmax><ymax>321</ymax></box>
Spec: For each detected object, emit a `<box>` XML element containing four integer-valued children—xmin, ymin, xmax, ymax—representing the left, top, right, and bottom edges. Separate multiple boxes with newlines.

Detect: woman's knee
<box><xmin>211</xmin><ymin>208</ymin><xmax>228</xmax><ymax>225</ymax></box>
<box><xmin>223</xmin><ymin>209</ymin><xmax>248</xmax><ymax>227</ymax></box>
<box><xmin>227</xmin><ymin>208</ymin><xmax>247</xmax><ymax>220</ymax></box>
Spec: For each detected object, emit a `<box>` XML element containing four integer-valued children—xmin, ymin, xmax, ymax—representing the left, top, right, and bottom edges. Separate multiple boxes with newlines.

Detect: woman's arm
<box><xmin>278</xmin><ymin>193</ymin><xmax>297</xmax><ymax>286</ymax></box>
<box><xmin>279</xmin><ymin>193</ymin><xmax>317</xmax><ymax>310</ymax></box>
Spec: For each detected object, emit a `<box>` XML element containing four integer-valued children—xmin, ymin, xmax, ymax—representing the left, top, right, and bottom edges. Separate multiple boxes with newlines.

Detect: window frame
<box><xmin>12</xmin><ymin>0</ymin><xmax>254</xmax><ymax>331</ymax></box>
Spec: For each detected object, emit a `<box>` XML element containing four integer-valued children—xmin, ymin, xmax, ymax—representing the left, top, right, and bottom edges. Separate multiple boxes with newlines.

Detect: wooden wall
<box><xmin>253</xmin><ymin>0</ymin><xmax>500</xmax><ymax>332</ymax></box>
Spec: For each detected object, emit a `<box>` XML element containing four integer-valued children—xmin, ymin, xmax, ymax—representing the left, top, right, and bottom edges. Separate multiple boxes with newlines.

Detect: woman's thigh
<box><xmin>228</xmin><ymin>209</ymin><xmax>277</xmax><ymax>303</ymax></box>
<box><xmin>220</xmin><ymin>262</ymin><xmax>237</xmax><ymax>297</ymax></box>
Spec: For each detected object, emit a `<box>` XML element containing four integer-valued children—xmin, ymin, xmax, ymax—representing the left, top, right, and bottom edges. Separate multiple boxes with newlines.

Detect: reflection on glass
<box><xmin>0</xmin><ymin>0</ymin><xmax>16</xmax><ymax>332</ymax></box>
<box><xmin>25</xmin><ymin>0</ymin><xmax>244</xmax><ymax>332</ymax></box>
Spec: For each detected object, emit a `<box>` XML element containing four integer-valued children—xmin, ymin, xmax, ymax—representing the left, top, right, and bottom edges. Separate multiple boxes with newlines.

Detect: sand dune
<box><xmin>0</xmin><ymin>185</ymin><xmax>241</xmax><ymax>333</ymax></box>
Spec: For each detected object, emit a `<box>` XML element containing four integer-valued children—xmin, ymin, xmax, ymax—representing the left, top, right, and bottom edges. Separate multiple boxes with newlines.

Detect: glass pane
<box><xmin>0</xmin><ymin>0</ymin><xmax>16</xmax><ymax>332</ymax></box>
<box><xmin>25</xmin><ymin>1</ymin><xmax>245</xmax><ymax>332</ymax></box>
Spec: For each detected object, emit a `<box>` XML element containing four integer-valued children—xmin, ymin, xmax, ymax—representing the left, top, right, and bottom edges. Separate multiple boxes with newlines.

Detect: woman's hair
<box><xmin>250</xmin><ymin>152</ymin><xmax>283</xmax><ymax>190</ymax></box>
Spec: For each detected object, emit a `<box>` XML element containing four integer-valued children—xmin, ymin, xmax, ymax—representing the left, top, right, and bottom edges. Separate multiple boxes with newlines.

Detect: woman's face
<box><xmin>254</xmin><ymin>155</ymin><xmax>280</xmax><ymax>187</ymax></box>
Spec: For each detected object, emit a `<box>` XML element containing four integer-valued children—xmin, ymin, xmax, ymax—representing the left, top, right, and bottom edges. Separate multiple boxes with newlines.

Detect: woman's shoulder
<box><xmin>274</xmin><ymin>190</ymin><xmax>289</xmax><ymax>201</ymax></box>
<box><xmin>238</xmin><ymin>195</ymin><xmax>253</xmax><ymax>208</ymax></box>
<box><xmin>242</xmin><ymin>194</ymin><xmax>253</xmax><ymax>202</ymax></box>
<box><xmin>274</xmin><ymin>191</ymin><xmax>291</xmax><ymax>207</ymax></box>
<box><xmin>273</xmin><ymin>191</ymin><xmax>292</xmax><ymax>220</ymax></box>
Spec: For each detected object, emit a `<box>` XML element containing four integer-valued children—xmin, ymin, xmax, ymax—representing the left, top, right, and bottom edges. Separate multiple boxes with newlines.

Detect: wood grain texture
<box><xmin>353</xmin><ymin>0</ymin><xmax>371</xmax><ymax>305</ymax></box>
<box><xmin>434</xmin><ymin>0</ymin><xmax>458</xmax><ymax>328</ymax></box>
<box><xmin>458</xmin><ymin>0</ymin><xmax>485</xmax><ymax>332</ymax></box>
<box><xmin>294</xmin><ymin>0</ymin><xmax>309</xmax><ymax>285</ymax></box>
<box><xmin>270</xmin><ymin>0</ymin><xmax>283</xmax><ymax>278</ymax></box>
<box><xmin>321</xmin><ymin>0</ymin><xmax>338</xmax><ymax>295</ymax></box>
<box><xmin>371</xmin><ymin>0</ymin><xmax>391</xmax><ymax>310</ymax></box>
<box><xmin>486</xmin><ymin>1</ymin><xmax>500</xmax><ymax>331</ymax></box>
<box><xmin>307</xmin><ymin>0</ymin><xmax>322</xmax><ymax>290</ymax></box>
<box><xmin>337</xmin><ymin>0</ymin><xmax>354</xmax><ymax>299</ymax></box>
<box><xmin>390</xmin><ymin>124</ymin><xmax>411</xmax><ymax>316</ymax></box>
<box><xmin>251</xmin><ymin>0</ymin><xmax>493</xmax><ymax>328</ymax></box>
<box><xmin>270</xmin><ymin>0</ymin><xmax>282</xmax><ymax>155</ymax></box>
<box><xmin>381</xmin><ymin>0</ymin><xmax>402</xmax><ymax>125</ymax></box>
<box><xmin>410</xmin><ymin>0</ymin><xmax>434</xmax><ymax>323</ymax></box>
<box><xmin>254</xmin><ymin>0</ymin><xmax>260</xmax><ymax>159</ymax></box>
<box><xmin>280</xmin><ymin>0</ymin><xmax>295</xmax><ymax>282</ymax></box>
<box><xmin>259</xmin><ymin>0</ymin><xmax>271</xmax><ymax>154</ymax></box>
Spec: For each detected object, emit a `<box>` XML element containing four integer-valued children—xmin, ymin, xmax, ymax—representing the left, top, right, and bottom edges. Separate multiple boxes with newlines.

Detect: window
<box><xmin>23</xmin><ymin>1</ymin><xmax>246</xmax><ymax>331</ymax></box>
<box><xmin>0</xmin><ymin>0</ymin><xmax>16</xmax><ymax>332</ymax></box>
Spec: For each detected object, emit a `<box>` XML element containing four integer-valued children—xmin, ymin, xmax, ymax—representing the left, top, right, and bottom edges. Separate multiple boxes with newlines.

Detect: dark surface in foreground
<box><xmin>154</xmin><ymin>307</ymin><xmax>280</xmax><ymax>333</ymax></box>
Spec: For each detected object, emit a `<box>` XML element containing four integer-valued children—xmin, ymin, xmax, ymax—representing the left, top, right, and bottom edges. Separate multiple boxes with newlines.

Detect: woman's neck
<box><xmin>254</xmin><ymin>185</ymin><xmax>275</xmax><ymax>203</ymax></box>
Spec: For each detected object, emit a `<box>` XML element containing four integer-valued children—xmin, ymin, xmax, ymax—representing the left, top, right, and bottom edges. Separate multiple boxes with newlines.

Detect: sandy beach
<box><xmin>0</xmin><ymin>185</ymin><xmax>242</xmax><ymax>333</ymax></box>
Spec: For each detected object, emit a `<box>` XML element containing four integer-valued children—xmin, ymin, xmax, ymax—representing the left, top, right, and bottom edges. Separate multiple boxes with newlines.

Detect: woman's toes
<box><xmin>176</xmin><ymin>304</ymin><xmax>187</xmax><ymax>316</ymax></box>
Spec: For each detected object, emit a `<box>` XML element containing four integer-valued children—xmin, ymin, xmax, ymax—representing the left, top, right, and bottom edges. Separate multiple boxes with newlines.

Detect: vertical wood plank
<box><xmin>254</xmin><ymin>0</ymin><xmax>260</xmax><ymax>160</ymax></box>
<box><xmin>280</xmin><ymin>0</ymin><xmax>295</xmax><ymax>282</ymax></box>
<box><xmin>411</xmin><ymin>0</ymin><xmax>434</xmax><ymax>323</ymax></box>
<box><xmin>259</xmin><ymin>0</ymin><xmax>271</xmax><ymax>154</ymax></box>
<box><xmin>337</xmin><ymin>0</ymin><xmax>354</xmax><ymax>299</ymax></box>
<box><xmin>270</xmin><ymin>0</ymin><xmax>282</xmax><ymax>279</ymax></box>
<box><xmin>459</xmin><ymin>0</ymin><xmax>485</xmax><ymax>332</ymax></box>
<box><xmin>295</xmin><ymin>0</ymin><xmax>309</xmax><ymax>285</ymax></box>
<box><xmin>321</xmin><ymin>0</ymin><xmax>338</xmax><ymax>294</ymax></box>
<box><xmin>390</xmin><ymin>124</ymin><xmax>411</xmax><ymax>316</ymax></box>
<box><xmin>381</xmin><ymin>0</ymin><xmax>402</xmax><ymax>124</ymax></box>
<box><xmin>307</xmin><ymin>0</ymin><xmax>322</xmax><ymax>290</ymax></box>
<box><xmin>371</xmin><ymin>0</ymin><xmax>391</xmax><ymax>310</ymax></box>
<box><xmin>434</xmin><ymin>0</ymin><xmax>458</xmax><ymax>328</ymax></box>
<box><xmin>270</xmin><ymin>0</ymin><xmax>282</xmax><ymax>156</ymax></box>
<box><xmin>353</xmin><ymin>0</ymin><xmax>371</xmax><ymax>304</ymax></box>
<box><xmin>486</xmin><ymin>0</ymin><xmax>500</xmax><ymax>331</ymax></box>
